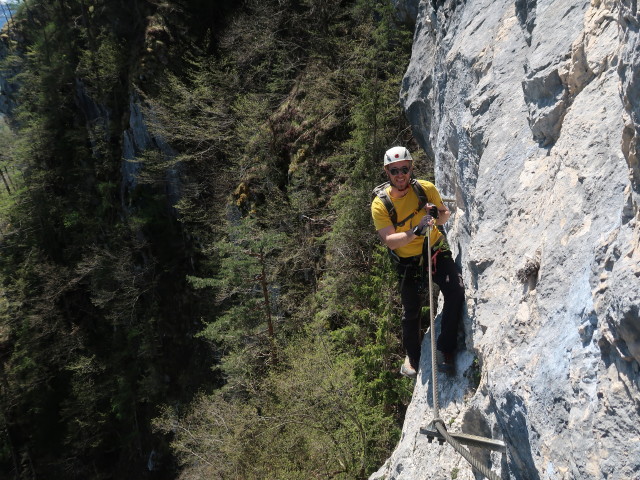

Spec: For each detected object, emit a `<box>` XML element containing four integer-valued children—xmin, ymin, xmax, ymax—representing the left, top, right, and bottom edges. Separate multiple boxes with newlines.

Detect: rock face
<box><xmin>392</xmin><ymin>0</ymin><xmax>421</xmax><ymax>26</ymax></box>
<box><xmin>0</xmin><ymin>35</ymin><xmax>18</xmax><ymax>117</ymax></box>
<box><xmin>374</xmin><ymin>0</ymin><xmax>640</xmax><ymax>479</ymax></box>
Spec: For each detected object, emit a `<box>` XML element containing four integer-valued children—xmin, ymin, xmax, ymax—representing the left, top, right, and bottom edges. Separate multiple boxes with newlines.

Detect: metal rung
<box><xmin>420</xmin><ymin>427</ymin><xmax>506</xmax><ymax>453</ymax></box>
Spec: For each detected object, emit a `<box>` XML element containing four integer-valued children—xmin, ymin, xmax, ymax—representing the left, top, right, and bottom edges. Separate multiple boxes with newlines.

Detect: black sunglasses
<box><xmin>388</xmin><ymin>166</ymin><xmax>410</xmax><ymax>176</ymax></box>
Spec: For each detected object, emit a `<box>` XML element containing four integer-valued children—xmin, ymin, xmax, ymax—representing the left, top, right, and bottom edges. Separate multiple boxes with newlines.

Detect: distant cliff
<box><xmin>0</xmin><ymin>32</ymin><xmax>15</xmax><ymax>116</ymax></box>
<box><xmin>374</xmin><ymin>0</ymin><xmax>640</xmax><ymax>479</ymax></box>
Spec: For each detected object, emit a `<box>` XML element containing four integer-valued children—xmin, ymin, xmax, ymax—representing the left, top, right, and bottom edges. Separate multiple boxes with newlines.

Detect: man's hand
<box><xmin>426</xmin><ymin>203</ymin><xmax>439</xmax><ymax>219</ymax></box>
<box><xmin>412</xmin><ymin>213</ymin><xmax>435</xmax><ymax>236</ymax></box>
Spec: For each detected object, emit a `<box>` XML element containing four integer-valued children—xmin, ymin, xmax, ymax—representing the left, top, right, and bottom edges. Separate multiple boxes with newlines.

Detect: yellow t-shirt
<box><xmin>371</xmin><ymin>179</ymin><xmax>444</xmax><ymax>258</ymax></box>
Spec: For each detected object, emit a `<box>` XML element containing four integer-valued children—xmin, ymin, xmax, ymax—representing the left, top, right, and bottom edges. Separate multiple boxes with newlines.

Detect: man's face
<box><xmin>386</xmin><ymin>160</ymin><xmax>412</xmax><ymax>191</ymax></box>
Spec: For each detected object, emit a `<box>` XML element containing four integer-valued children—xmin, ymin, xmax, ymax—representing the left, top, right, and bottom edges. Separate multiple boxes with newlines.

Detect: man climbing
<box><xmin>371</xmin><ymin>146</ymin><xmax>465</xmax><ymax>379</ymax></box>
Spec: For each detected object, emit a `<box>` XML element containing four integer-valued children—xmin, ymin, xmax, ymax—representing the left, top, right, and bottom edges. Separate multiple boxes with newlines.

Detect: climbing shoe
<box><xmin>400</xmin><ymin>356</ymin><xmax>417</xmax><ymax>379</ymax></box>
<box><xmin>438</xmin><ymin>351</ymin><xmax>455</xmax><ymax>375</ymax></box>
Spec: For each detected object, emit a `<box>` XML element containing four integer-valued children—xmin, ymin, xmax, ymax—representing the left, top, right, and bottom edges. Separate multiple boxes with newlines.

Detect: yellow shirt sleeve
<box><xmin>417</xmin><ymin>180</ymin><xmax>444</xmax><ymax>209</ymax></box>
<box><xmin>371</xmin><ymin>194</ymin><xmax>393</xmax><ymax>231</ymax></box>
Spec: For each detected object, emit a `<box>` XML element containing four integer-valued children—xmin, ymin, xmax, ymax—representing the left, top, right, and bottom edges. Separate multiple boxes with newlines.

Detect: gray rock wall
<box><xmin>375</xmin><ymin>0</ymin><xmax>640</xmax><ymax>478</ymax></box>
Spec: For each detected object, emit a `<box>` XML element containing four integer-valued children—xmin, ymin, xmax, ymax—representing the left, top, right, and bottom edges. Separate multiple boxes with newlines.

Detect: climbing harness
<box><xmin>424</xmin><ymin>235</ymin><xmax>450</xmax><ymax>275</ymax></box>
<box><xmin>421</xmin><ymin>224</ymin><xmax>505</xmax><ymax>480</ymax></box>
<box><xmin>395</xmin><ymin>254</ymin><xmax>424</xmax><ymax>295</ymax></box>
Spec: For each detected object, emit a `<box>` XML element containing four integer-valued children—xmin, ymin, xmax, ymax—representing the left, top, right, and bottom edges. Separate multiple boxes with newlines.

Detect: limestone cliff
<box><xmin>373</xmin><ymin>0</ymin><xmax>640</xmax><ymax>479</ymax></box>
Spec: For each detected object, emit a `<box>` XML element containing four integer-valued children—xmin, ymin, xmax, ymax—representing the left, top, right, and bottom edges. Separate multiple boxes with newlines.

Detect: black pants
<box><xmin>396</xmin><ymin>242</ymin><xmax>465</xmax><ymax>370</ymax></box>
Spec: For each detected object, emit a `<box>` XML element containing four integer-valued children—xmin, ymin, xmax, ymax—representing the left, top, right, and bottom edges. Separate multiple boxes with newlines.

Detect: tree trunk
<box><xmin>3</xmin><ymin>166</ymin><xmax>14</xmax><ymax>190</ymax></box>
<box><xmin>0</xmin><ymin>170</ymin><xmax>10</xmax><ymax>195</ymax></box>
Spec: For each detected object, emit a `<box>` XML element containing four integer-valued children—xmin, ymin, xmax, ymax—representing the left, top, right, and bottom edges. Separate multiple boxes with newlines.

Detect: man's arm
<box><xmin>375</xmin><ymin>202</ymin><xmax>447</xmax><ymax>250</ymax></box>
<box><xmin>436</xmin><ymin>204</ymin><xmax>450</xmax><ymax>226</ymax></box>
<box><xmin>377</xmin><ymin>225</ymin><xmax>416</xmax><ymax>251</ymax></box>
<box><xmin>378</xmin><ymin>208</ymin><xmax>437</xmax><ymax>249</ymax></box>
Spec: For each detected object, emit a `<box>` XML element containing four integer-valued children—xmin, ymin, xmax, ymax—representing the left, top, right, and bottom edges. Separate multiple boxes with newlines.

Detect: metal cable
<box><xmin>426</xmin><ymin>225</ymin><xmax>500</xmax><ymax>480</ymax></box>
<box><xmin>433</xmin><ymin>420</ymin><xmax>501</xmax><ymax>480</ymax></box>
<box><xmin>426</xmin><ymin>227</ymin><xmax>440</xmax><ymax>419</ymax></box>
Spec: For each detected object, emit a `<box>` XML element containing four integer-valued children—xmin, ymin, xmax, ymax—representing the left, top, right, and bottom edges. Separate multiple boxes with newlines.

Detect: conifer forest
<box><xmin>0</xmin><ymin>1</ymin><xmax>434</xmax><ymax>478</ymax></box>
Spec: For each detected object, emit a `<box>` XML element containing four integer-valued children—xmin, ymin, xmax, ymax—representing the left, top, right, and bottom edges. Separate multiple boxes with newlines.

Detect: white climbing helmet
<box><xmin>383</xmin><ymin>146</ymin><xmax>413</xmax><ymax>166</ymax></box>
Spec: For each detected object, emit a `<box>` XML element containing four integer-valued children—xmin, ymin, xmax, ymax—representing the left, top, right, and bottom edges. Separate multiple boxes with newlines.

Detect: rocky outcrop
<box><xmin>0</xmin><ymin>29</ymin><xmax>18</xmax><ymax>117</ymax></box>
<box><xmin>375</xmin><ymin>0</ymin><xmax>640</xmax><ymax>478</ymax></box>
<box><xmin>393</xmin><ymin>0</ymin><xmax>421</xmax><ymax>26</ymax></box>
<box><xmin>121</xmin><ymin>92</ymin><xmax>179</xmax><ymax>209</ymax></box>
<box><xmin>72</xmin><ymin>80</ymin><xmax>178</xmax><ymax>213</ymax></box>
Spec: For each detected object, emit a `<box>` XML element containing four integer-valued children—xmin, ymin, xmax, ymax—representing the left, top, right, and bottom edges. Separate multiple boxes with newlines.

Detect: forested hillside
<box><xmin>0</xmin><ymin>1</ymin><xmax>429</xmax><ymax>478</ymax></box>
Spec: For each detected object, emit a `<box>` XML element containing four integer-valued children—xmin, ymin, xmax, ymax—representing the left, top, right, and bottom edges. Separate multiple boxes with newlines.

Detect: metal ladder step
<box><xmin>419</xmin><ymin>427</ymin><xmax>507</xmax><ymax>453</ymax></box>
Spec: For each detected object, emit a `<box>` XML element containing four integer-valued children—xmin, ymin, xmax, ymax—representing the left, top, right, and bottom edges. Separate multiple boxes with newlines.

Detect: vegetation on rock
<box><xmin>0</xmin><ymin>1</ymin><xmax>432</xmax><ymax>478</ymax></box>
